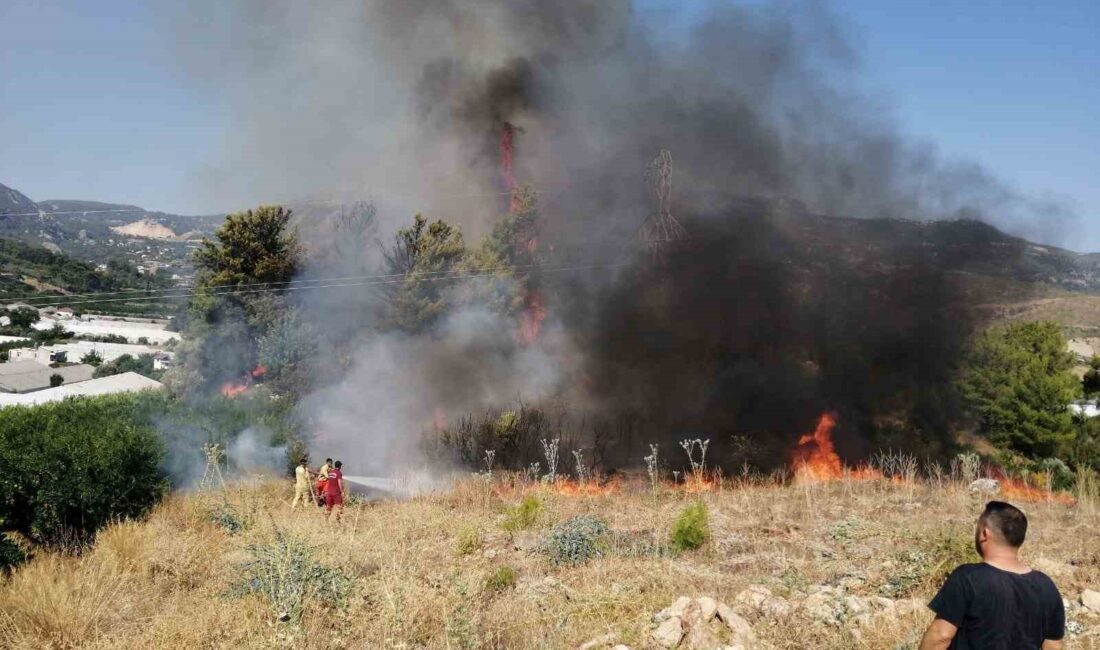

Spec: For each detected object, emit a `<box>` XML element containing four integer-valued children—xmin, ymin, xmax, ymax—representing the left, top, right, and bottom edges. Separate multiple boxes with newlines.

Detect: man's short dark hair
<box><xmin>326</xmin><ymin>458</ymin><xmax>333</xmax><ymax>463</ymax></box>
<box><xmin>334</xmin><ymin>460</ymin><xmax>343</xmax><ymax>468</ymax></box>
<box><xmin>980</xmin><ymin>501</ymin><xmax>1028</xmax><ymax>547</ymax></box>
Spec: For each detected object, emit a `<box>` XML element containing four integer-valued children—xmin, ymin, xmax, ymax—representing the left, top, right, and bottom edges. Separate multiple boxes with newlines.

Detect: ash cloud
<box><xmin>173</xmin><ymin>1</ymin><xmax>1072</xmax><ymax>472</ymax></box>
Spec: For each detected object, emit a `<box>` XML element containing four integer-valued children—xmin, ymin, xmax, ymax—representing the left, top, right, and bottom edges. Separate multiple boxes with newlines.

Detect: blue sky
<box><xmin>1</xmin><ymin>0</ymin><xmax>1097</xmax><ymax>250</ymax></box>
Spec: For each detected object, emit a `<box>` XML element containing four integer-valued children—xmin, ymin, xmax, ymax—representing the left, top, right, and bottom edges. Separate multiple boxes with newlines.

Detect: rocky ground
<box><xmin>1</xmin><ymin>474</ymin><xmax>1097</xmax><ymax>649</ymax></box>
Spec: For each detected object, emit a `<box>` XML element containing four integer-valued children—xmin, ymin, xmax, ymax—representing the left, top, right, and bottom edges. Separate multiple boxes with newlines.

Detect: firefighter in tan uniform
<box><xmin>291</xmin><ymin>458</ymin><xmax>314</xmax><ymax>508</ymax></box>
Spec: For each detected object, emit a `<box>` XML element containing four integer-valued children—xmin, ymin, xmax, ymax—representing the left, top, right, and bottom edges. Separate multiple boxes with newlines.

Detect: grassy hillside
<box><xmin>1</xmin><ymin>474</ymin><xmax>1096</xmax><ymax>648</ymax></box>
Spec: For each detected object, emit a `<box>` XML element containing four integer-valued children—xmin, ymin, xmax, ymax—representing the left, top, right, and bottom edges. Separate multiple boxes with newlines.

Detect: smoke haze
<box><xmin>173</xmin><ymin>1</ymin><xmax>1069</xmax><ymax>473</ymax></box>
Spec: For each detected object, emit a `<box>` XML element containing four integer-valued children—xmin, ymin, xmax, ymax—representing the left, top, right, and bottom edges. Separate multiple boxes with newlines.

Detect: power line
<box><xmin>1</xmin><ymin>261</ymin><xmax>567</xmax><ymax>304</ymax></box>
<box><xmin>24</xmin><ymin>263</ymin><xmax>628</xmax><ymax>308</ymax></box>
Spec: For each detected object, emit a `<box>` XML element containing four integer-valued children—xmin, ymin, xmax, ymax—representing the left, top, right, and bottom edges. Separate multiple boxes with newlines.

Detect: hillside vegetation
<box><xmin>0</xmin><ymin>474</ymin><xmax>1096</xmax><ymax>649</ymax></box>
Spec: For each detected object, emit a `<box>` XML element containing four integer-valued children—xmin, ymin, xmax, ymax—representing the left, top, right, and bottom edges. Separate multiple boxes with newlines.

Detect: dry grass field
<box><xmin>2</xmin><ymin>470</ymin><xmax>1098</xmax><ymax>649</ymax></box>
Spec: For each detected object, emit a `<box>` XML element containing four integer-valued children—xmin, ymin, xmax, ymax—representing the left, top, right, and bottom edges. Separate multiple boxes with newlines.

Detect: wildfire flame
<box><xmin>500</xmin><ymin>121</ymin><xmax>522</xmax><ymax>213</ymax></box>
<box><xmin>997</xmin><ymin>475</ymin><xmax>1076</xmax><ymax>505</ymax></box>
<box><xmin>792</xmin><ymin>412</ymin><xmax>843</xmax><ymax>481</ymax></box>
<box><xmin>219</xmin><ymin>365</ymin><xmax>267</xmax><ymax>398</ymax></box>
<box><xmin>220</xmin><ymin>381</ymin><xmax>249</xmax><ymax>398</ymax></box>
<box><xmin>518</xmin><ymin>292</ymin><xmax>546</xmax><ymax>345</ymax></box>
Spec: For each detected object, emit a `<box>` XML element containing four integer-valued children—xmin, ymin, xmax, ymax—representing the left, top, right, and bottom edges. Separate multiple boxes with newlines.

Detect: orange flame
<box><xmin>792</xmin><ymin>412</ymin><xmax>843</xmax><ymax>481</ymax></box>
<box><xmin>500</xmin><ymin>122</ymin><xmax>523</xmax><ymax>212</ymax></box>
<box><xmin>552</xmin><ymin>477</ymin><xmax>623</xmax><ymax>497</ymax></box>
<box><xmin>518</xmin><ymin>292</ymin><xmax>546</xmax><ymax>345</ymax></box>
<box><xmin>220</xmin><ymin>381</ymin><xmax>249</xmax><ymax>398</ymax></box>
<box><xmin>251</xmin><ymin>364</ymin><xmax>267</xmax><ymax>378</ymax></box>
<box><xmin>999</xmin><ymin>476</ymin><xmax>1075</xmax><ymax>505</ymax></box>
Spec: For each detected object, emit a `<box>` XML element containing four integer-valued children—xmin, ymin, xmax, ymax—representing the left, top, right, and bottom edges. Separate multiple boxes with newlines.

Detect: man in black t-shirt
<box><xmin>918</xmin><ymin>501</ymin><xmax>1065</xmax><ymax>650</ymax></box>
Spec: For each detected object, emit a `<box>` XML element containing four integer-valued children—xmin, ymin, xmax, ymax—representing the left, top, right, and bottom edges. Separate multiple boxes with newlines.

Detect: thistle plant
<box><xmin>680</xmin><ymin>438</ymin><xmax>710</xmax><ymax>488</ymax></box>
<box><xmin>475</xmin><ymin>449</ymin><xmax>496</xmax><ymax>483</ymax></box>
<box><xmin>572</xmin><ymin>449</ymin><xmax>589</xmax><ymax>485</ymax></box>
<box><xmin>521</xmin><ymin>462</ymin><xmax>541</xmax><ymax>488</ymax></box>
<box><xmin>643</xmin><ymin>444</ymin><xmax>660</xmax><ymax>493</ymax></box>
<box><xmin>541</xmin><ymin>438</ymin><xmax>560</xmax><ymax>484</ymax></box>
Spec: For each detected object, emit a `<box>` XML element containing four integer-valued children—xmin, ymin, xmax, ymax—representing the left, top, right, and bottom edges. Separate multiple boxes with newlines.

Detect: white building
<box><xmin>1070</xmin><ymin>400</ymin><xmax>1099</xmax><ymax>418</ymax></box>
<box><xmin>0</xmin><ymin>372</ymin><xmax>164</xmax><ymax>408</ymax></box>
<box><xmin>10</xmin><ymin>341</ymin><xmax>173</xmax><ymax>365</ymax></box>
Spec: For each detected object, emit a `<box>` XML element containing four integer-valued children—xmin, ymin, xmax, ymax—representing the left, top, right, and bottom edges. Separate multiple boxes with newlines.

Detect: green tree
<box><xmin>960</xmin><ymin>321</ymin><xmax>1080</xmax><ymax>458</ymax></box>
<box><xmin>194</xmin><ymin>205</ymin><xmax>301</xmax><ymax>288</ymax></box>
<box><xmin>81</xmin><ymin>350</ymin><xmax>104</xmax><ymax>367</ymax></box>
<box><xmin>49</xmin><ymin>373</ymin><xmax>63</xmax><ymax>387</ymax></box>
<box><xmin>1084</xmin><ymin>356</ymin><xmax>1100</xmax><ymax>397</ymax></box>
<box><xmin>461</xmin><ymin>185</ymin><xmax>543</xmax><ymax>318</ymax></box>
<box><xmin>174</xmin><ymin>206</ymin><xmax>302</xmax><ymax>394</ymax></box>
<box><xmin>382</xmin><ymin>214</ymin><xmax>466</xmax><ymax>333</ymax></box>
<box><xmin>0</xmin><ymin>393</ymin><xmax>167</xmax><ymax>559</ymax></box>
<box><xmin>9</xmin><ymin>307</ymin><xmax>39</xmax><ymax>330</ymax></box>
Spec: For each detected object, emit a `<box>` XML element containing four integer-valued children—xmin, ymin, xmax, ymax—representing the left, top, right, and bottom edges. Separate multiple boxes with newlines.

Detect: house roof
<box><xmin>0</xmin><ymin>361</ymin><xmax>96</xmax><ymax>393</ymax></box>
<box><xmin>0</xmin><ymin>372</ymin><xmax>164</xmax><ymax>408</ymax></box>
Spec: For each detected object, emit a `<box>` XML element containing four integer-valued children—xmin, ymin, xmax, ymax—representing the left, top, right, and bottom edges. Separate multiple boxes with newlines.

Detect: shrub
<box><xmin>541</xmin><ymin>515</ymin><xmax>609</xmax><ymax>566</ymax></box>
<box><xmin>484</xmin><ymin>565</ymin><xmax>517</xmax><ymax>593</ymax></box>
<box><xmin>0</xmin><ymin>393</ymin><xmax>168</xmax><ymax>561</ymax></box>
<box><xmin>670</xmin><ymin>501</ymin><xmax>710</xmax><ymax>552</ymax></box>
<box><xmin>455</xmin><ymin>526</ymin><xmax>482</xmax><ymax>556</ymax></box>
<box><xmin>501</xmin><ymin>495</ymin><xmax>541</xmax><ymax>533</ymax></box>
<box><xmin>208</xmin><ymin>501</ymin><xmax>247</xmax><ymax>535</ymax></box>
<box><xmin>229</xmin><ymin>528</ymin><xmax>356</xmax><ymax>622</ymax></box>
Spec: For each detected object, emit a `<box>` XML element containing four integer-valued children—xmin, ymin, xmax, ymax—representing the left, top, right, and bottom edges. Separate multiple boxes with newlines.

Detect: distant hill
<box><xmin>0</xmin><ymin>181</ymin><xmax>225</xmax><ymax>283</ymax></box>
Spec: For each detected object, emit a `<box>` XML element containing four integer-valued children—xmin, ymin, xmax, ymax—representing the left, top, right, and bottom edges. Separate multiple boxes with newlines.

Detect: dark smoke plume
<box><xmin>174</xmin><ymin>1</ymin><xmax>1068</xmax><ymax>472</ymax></box>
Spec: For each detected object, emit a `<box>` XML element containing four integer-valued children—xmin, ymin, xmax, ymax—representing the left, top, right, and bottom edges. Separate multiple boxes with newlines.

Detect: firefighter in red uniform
<box><xmin>324</xmin><ymin>460</ymin><xmax>345</xmax><ymax>522</ymax></box>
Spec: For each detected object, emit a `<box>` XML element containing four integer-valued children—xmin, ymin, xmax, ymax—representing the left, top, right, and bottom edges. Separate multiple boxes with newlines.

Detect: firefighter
<box><xmin>291</xmin><ymin>458</ymin><xmax>314</xmax><ymax>508</ymax></box>
<box><xmin>315</xmin><ymin>457</ymin><xmax>332</xmax><ymax>507</ymax></box>
<box><xmin>324</xmin><ymin>460</ymin><xmax>345</xmax><ymax>523</ymax></box>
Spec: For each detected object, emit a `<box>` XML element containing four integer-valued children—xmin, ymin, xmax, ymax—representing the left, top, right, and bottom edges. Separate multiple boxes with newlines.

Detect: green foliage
<box><xmin>0</xmin><ymin>393</ymin><xmax>168</xmax><ymax>555</ymax></box>
<box><xmin>7</xmin><ymin>307</ymin><xmax>40</xmax><ymax>330</ymax></box>
<box><xmin>881</xmin><ymin>530</ymin><xmax>975</xmax><ymax>598</ymax></box>
<box><xmin>229</xmin><ymin>528</ymin><xmax>356</xmax><ymax>622</ymax></box>
<box><xmin>669</xmin><ymin>501</ymin><xmax>710</xmax><ymax>552</ymax></box>
<box><xmin>80</xmin><ymin>350</ymin><xmax>103</xmax><ymax>366</ymax></box>
<box><xmin>208</xmin><ymin>501</ymin><xmax>247</xmax><ymax>534</ymax></box>
<box><xmin>32</xmin><ymin>323</ymin><xmax>73</xmax><ymax>343</ymax></box>
<box><xmin>540</xmin><ymin>515</ymin><xmax>609</xmax><ymax>566</ymax></box>
<box><xmin>960</xmin><ymin>321</ymin><xmax>1080</xmax><ymax>458</ymax></box>
<box><xmin>257</xmin><ymin>309</ymin><xmax>317</xmax><ymax>394</ymax></box>
<box><xmin>194</xmin><ymin>206</ymin><xmax>301</xmax><ymax>288</ymax></box>
<box><xmin>0</xmin><ymin>531</ymin><xmax>26</xmax><ymax>570</ymax></box>
<box><xmin>484</xmin><ymin>565</ymin><xmax>517</xmax><ymax>594</ymax></box>
<box><xmin>180</xmin><ymin>205</ymin><xmax>302</xmax><ymax>395</ymax></box>
<box><xmin>93</xmin><ymin>353</ymin><xmax>162</xmax><ymax>380</ymax></box>
<box><xmin>382</xmin><ymin>214</ymin><xmax>466</xmax><ymax>333</ymax></box>
<box><xmin>48</xmin><ymin>373</ymin><xmax>64</xmax><ymax>387</ymax></box>
<box><xmin>0</xmin><ymin>239</ymin><xmax>172</xmax><ymax>303</ymax></box>
<box><xmin>1084</xmin><ymin>356</ymin><xmax>1100</xmax><ymax>396</ymax></box>
<box><xmin>455</xmin><ymin>526</ymin><xmax>482</xmax><ymax>556</ymax></box>
<box><xmin>501</xmin><ymin>495</ymin><xmax>541</xmax><ymax>533</ymax></box>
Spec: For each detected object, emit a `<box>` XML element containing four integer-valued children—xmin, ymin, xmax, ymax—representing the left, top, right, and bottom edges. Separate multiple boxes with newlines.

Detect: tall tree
<box><xmin>1084</xmin><ymin>356</ymin><xmax>1100</xmax><ymax>397</ymax></box>
<box><xmin>170</xmin><ymin>206</ymin><xmax>302</xmax><ymax>394</ymax></box>
<box><xmin>960</xmin><ymin>321</ymin><xmax>1080</xmax><ymax>458</ymax></box>
<box><xmin>382</xmin><ymin>214</ymin><xmax>465</xmax><ymax>333</ymax></box>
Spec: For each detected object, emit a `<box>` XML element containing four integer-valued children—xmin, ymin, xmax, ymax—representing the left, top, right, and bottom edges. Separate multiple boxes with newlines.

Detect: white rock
<box><xmin>579</xmin><ymin>633</ymin><xmax>617</xmax><ymax>650</ymax></box>
<box><xmin>716</xmin><ymin>603</ymin><xmax>755</xmax><ymax>643</ymax></box>
<box><xmin>611</xmin><ymin>646</ymin><xmax>632</xmax><ymax>650</ymax></box>
<box><xmin>668</xmin><ymin>596</ymin><xmax>694</xmax><ymax>618</ymax></box>
<box><xmin>894</xmin><ymin>599</ymin><xmax>927</xmax><ymax>615</ymax></box>
<box><xmin>968</xmin><ymin>478</ymin><xmax>1000</xmax><ymax>494</ymax></box>
<box><xmin>697</xmin><ymin>597</ymin><xmax>719</xmax><ymax>622</ymax></box>
<box><xmin>804</xmin><ymin>593</ymin><xmax>841</xmax><ymax>625</ymax></box>
<box><xmin>1082</xmin><ymin>589</ymin><xmax>1100</xmax><ymax>613</ymax></box>
<box><xmin>735</xmin><ymin>586</ymin><xmax>772</xmax><ymax>609</ymax></box>
<box><xmin>844</xmin><ymin>595</ymin><xmax>870</xmax><ymax>616</ymax></box>
<box><xmin>651</xmin><ymin>617</ymin><xmax>684</xmax><ymax>649</ymax></box>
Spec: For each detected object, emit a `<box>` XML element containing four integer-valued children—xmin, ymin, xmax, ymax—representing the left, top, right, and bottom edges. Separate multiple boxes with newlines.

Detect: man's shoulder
<box><xmin>950</xmin><ymin>563</ymin><xmax>989</xmax><ymax>577</ymax></box>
